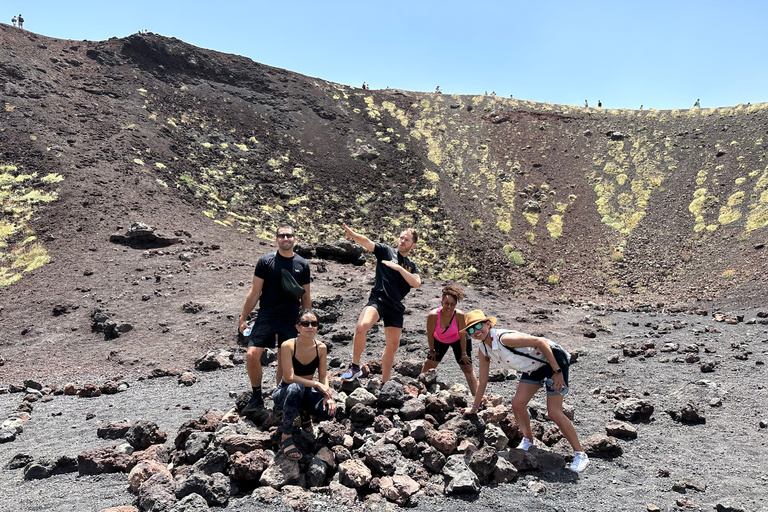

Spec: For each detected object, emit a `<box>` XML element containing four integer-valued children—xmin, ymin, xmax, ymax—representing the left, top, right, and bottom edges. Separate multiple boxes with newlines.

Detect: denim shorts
<box><xmin>518</xmin><ymin>346</ymin><xmax>570</xmax><ymax>395</ymax></box>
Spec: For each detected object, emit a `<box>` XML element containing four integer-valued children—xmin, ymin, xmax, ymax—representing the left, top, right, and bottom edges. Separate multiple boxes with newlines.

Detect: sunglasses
<box><xmin>277</xmin><ymin>233</ymin><xmax>295</xmax><ymax>239</ymax></box>
<box><xmin>299</xmin><ymin>320</ymin><xmax>319</xmax><ymax>327</ymax></box>
<box><xmin>466</xmin><ymin>322</ymin><xmax>484</xmax><ymax>335</ymax></box>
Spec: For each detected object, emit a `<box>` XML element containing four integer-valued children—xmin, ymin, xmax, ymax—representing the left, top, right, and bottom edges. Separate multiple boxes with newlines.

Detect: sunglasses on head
<box><xmin>299</xmin><ymin>320</ymin><xmax>319</xmax><ymax>327</ymax></box>
<box><xmin>277</xmin><ymin>233</ymin><xmax>294</xmax><ymax>239</ymax></box>
<box><xmin>466</xmin><ymin>322</ymin><xmax>484</xmax><ymax>335</ymax></box>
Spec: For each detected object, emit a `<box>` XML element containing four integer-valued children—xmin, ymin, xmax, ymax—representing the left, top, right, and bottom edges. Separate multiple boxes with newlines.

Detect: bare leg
<box><xmin>381</xmin><ymin>326</ymin><xmax>402</xmax><ymax>382</ymax></box>
<box><xmin>246</xmin><ymin>346</ymin><xmax>264</xmax><ymax>387</ymax></box>
<box><xmin>511</xmin><ymin>382</ymin><xmax>541</xmax><ymax>440</ymax></box>
<box><xmin>546</xmin><ymin>394</ymin><xmax>583</xmax><ymax>452</ymax></box>
<box><xmin>353</xmin><ymin>306</ymin><xmax>380</xmax><ymax>365</ymax></box>
<box><xmin>421</xmin><ymin>359</ymin><xmax>439</xmax><ymax>374</ymax></box>
<box><xmin>461</xmin><ymin>364</ymin><xmax>479</xmax><ymax>396</ymax></box>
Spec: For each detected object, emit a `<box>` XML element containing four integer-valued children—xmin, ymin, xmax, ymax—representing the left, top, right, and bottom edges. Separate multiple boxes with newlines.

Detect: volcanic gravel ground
<box><xmin>2</xmin><ymin>305</ymin><xmax>767</xmax><ymax>512</ymax></box>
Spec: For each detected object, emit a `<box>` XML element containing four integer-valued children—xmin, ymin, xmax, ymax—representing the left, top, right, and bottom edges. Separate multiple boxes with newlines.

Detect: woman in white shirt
<box><xmin>461</xmin><ymin>310</ymin><xmax>589</xmax><ymax>473</ymax></box>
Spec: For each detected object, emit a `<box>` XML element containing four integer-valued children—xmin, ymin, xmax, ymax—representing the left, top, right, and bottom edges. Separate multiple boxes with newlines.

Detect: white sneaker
<box><xmin>517</xmin><ymin>437</ymin><xmax>533</xmax><ymax>451</ymax></box>
<box><xmin>569</xmin><ymin>451</ymin><xmax>589</xmax><ymax>473</ymax></box>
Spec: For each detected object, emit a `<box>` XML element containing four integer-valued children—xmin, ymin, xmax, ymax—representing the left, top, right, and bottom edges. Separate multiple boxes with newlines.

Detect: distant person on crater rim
<box><xmin>461</xmin><ymin>309</ymin><xmax>589</xmax><ymax>473</ymax></box>
<box><xmin>11</xmin><ymin>15</ymin><xmax>17</xmax><ymax>27</ymax></box>
<box><xmin>238</xmin><ymin>224</ymin><xmax>311</xmax><ymax>414</ymax></box>
<box><xmin>420</xmin><ymin>284</ymin><xmax>478</xmax><ymax>396</ymax></box>
<box><xmin>17</xmin><ymin>14</ymin><xmax>23</xmax><ymax>29</ymax></box>
<box><xmin>694</xmin><ymin>98</ymin><xmax>701</xmax><ymax>107</ymax></box>
<box><xmin>340</xmin><ymin>223</ymin><xmax>420</xmax><ymax>383</ymax></box>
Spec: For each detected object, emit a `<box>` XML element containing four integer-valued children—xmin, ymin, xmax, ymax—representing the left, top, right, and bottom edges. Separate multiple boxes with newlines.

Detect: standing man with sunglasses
<box><xmin>238</xmin><ymin>225</ymin><xmax>311</xmax><ymax>413</ymax></box>
<box><xmin>340</xmin><ymin>223</ymin><xmax>420</xmax><ymax>383</ymax></box>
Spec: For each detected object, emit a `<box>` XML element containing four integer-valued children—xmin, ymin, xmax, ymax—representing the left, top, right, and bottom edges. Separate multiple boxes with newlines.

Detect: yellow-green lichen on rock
<box><xmin>0</xmin><ymin>165</ymin><xmax>60</xmax><ymax>286</ymax></box>
<box><xmin>590</xmin><ymin>135</ymin><xmax>667</xmax><ymax>235</ymax></box>
<box><xmin>547</xmin><ymin>215</ymin><xmax>563</xmax><ymax>238</ymax></box>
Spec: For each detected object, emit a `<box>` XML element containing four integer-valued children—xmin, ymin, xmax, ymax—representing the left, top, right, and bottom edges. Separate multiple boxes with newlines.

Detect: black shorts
<box><xmin>434</xmin><ymin>337</ymin><xmax>473</xmax><ymax>366</ymax></box>
<box><xmin>366</xmin><ymin>295</ymin><xmax>404</xmax><ymax>329</ymax></box>
<box><xmin>247</xmin><ymin>316</ymin><xmax>298</xmax><ymax>349</ymax></box>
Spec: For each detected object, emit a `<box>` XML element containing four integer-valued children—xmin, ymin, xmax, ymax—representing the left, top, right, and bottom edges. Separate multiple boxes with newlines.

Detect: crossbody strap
<box><xmin>440</xmin><ymin>310</ymin><xmax>456</xmax><ymax>334</ymax></box>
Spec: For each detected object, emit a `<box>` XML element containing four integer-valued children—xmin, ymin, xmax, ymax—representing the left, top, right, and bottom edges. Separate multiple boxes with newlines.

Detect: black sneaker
<box><xmin>242</xmin><ymin>394</ymin><xmax>264</xmax><ymax>413</ymax></box>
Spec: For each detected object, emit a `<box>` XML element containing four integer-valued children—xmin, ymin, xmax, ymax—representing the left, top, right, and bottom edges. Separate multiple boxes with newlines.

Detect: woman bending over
<box><xmin>420</xmin><ymin>284</ymin><xmax>478</xmax><ymax>396</ymax></box>
<box><xmin>461</xmin><ymin>310</ymin><xmax>589</xmax><ymax>473</ymax></box>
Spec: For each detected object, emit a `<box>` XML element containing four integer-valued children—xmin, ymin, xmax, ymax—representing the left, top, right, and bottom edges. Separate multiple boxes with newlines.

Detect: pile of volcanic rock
<box><xmin>6</xmin><ymin>362</ymin><xmax>623</xmax><ymax>510</ymax></box>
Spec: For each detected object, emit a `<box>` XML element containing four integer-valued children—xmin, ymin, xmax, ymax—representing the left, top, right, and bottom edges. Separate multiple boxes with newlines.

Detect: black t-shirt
<box><xmin>370</xmin><ymin>243</ymin><xmax>419</xmax><ymax>311</ymax></box>
<box><xmin>254</xmin><ymin>251</ymin><xmax>310</xmax><ymax>318</ymax></box>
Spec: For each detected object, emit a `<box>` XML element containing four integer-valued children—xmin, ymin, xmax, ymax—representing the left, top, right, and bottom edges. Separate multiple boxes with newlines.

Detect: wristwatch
<box><xmin>554</xmin><ymin>368</ymin><xmax>563</xmax><ymax>374</ymax></box>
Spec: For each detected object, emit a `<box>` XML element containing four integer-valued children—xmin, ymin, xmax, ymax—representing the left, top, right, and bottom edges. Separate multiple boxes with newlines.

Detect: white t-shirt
<box><xmin>478</xmin><ymin>328</ymin><xmax>568</xmax><ymax>373</ymax></box>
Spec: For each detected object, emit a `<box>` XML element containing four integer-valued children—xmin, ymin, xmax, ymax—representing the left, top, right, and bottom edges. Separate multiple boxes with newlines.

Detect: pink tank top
<box><xmin>433</xmin><ymin>306</ymin><xmax>460</xmax><ymax>343</ymax></box>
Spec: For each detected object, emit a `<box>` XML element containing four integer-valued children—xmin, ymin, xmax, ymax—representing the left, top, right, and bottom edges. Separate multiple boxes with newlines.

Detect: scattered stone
<box><xmin>715</xmin><ymin>503</ymin><xmax>746</xmax><ymax>512</ymax></box>
<box><xmin>604</xmin><ymin>420</ymin><xmax>638</xmax><ymax>439</ymax></box>
<box><xmin>182</xmin><ymin>302</ymin><xmax>204</xmax><ymax>314</ymax></box>
<box><xmin>194</xmin><ymin>350</ymin><xmax>234</xmax><ymax>371</ymax></box>
<box><xmin>667</xmin><ymin>403</ymin><xmax>706</xmax><ymax>424</ymax></box>
<box><xmin>582</xmin><ymin>434</ymin><xmax>623</xmax><ymax>458</ymax></box>
<box><xmin>109</xmin><ymin>222</ymin><xmax>180</xmax><ymax>248</ymax></box>
<box><xmin>672</xmin><ymin>477</ymin><xmax>707</xmax><ymax>493</ymax></box>
<box><xmin>379</xmin><ymin>474</ymin><xmax>420</xmax><ymax>506</ymax></box>
<box><xmin>178</xmin><ymin>372</ymin><xmax>197</xmax><ymax>386</ymax></box>
<box><xmin>78</xmin><ymin>382</ymin><xmax>102</xmax><ymax>398</ymax></box>
<box><xmin>614</xmin><ymin>398</ymin><xmax>654</xmax><ymax>422</ymax></box>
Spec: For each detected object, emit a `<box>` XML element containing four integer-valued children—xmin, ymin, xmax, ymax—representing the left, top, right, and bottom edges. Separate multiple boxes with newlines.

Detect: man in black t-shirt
<box><xmin>238</xmin><ymin>225</ymin><xmax>311</xmax><ymax>412</ymax></box>
<box><xmin>340</xmin><ymin>223</ymin><xmax>420</xmax><ymax>383</ymax></box>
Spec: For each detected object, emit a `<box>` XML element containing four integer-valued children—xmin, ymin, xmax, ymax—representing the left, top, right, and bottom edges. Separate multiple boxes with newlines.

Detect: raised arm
<box><xmin>343</xmin><ymin>223</ymin><xmax>375</xmax><ymax>252</ymax></box>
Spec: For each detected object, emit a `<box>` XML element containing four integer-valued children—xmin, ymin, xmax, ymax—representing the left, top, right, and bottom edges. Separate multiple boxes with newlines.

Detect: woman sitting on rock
<box><xmin>273</xmin><ymin>309</ymin><xmax>336</xmax><ymax>459</ymax></box>
<box><xmin>461</xmin><ymin>310</ymin><xmax>589</xmax><ymax>473</ymax></box>
<box><xmin>420</xmin><ymin>284</ymin><xmax>478</xmax><ymax>396</ymax></box>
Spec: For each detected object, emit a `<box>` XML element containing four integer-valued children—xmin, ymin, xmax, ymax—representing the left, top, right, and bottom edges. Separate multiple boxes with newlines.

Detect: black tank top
<box><xmin>292</xmin><ymin>340</ymin><xmax>320</xmax><ymax>376</ymax></box>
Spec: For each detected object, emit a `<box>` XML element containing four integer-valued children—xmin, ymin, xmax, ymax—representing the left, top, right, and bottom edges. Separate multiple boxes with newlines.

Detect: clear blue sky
<box><xmin>7</xmin><ymin>0</ymin><xmax>767</xmax><ymax>110</ymax></box>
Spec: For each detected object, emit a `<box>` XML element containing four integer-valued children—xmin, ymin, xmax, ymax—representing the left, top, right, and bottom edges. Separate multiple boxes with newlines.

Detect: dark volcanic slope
<box><xmin>2</xmin><ymin>27</ymin><xmax>768</xmax><ymax>303</ymax></box>
<box><xmin>1</xmin><ymin>27</ymin><xmax>768</xmax><ymax>382</ymax></box>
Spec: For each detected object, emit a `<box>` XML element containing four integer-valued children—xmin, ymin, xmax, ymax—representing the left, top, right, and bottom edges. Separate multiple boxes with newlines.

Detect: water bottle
<box><xmin>542</xmin><ymin>378</ymin><xmax>568</xmax><ymax>395</ymax></box>
<box><xmin>243</xmin><ymin>322</ymin><xmax>253</xmax><ymax>337</ymax></box>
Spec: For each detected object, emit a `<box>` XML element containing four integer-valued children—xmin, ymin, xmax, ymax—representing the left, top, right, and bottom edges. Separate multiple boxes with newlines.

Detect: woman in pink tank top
<box><xmin>419</xmin><ymin>284</ymin><xmax>478</xmax><ymax>396</ymax></box>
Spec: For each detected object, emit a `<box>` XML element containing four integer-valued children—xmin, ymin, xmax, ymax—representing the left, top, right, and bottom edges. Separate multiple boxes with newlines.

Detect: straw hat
<box><xmin>459</xmin><ymin>310</ymin><xmax>497</xmax><ymax>334</ymax></box>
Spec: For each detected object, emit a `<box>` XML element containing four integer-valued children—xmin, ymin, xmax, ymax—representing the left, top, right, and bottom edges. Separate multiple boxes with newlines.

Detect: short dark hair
<box><xmin>276</xmin><ymin>224</ymin><xmax>294</xmax><ymax>237</ymax></box>
<box><xmin>402</xmin><ymin>228</ymin><xmax>418</xmax><ymax>244</ymax></box>
<box><xmin>296</xmin><ymin>308</ymin><xmax>318</xmax><ymax>324</ymax></box>
<box><xmin>441</xmin><ymin>284</ymin><xmax>466</xmax><ymax>302</ymax></box>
